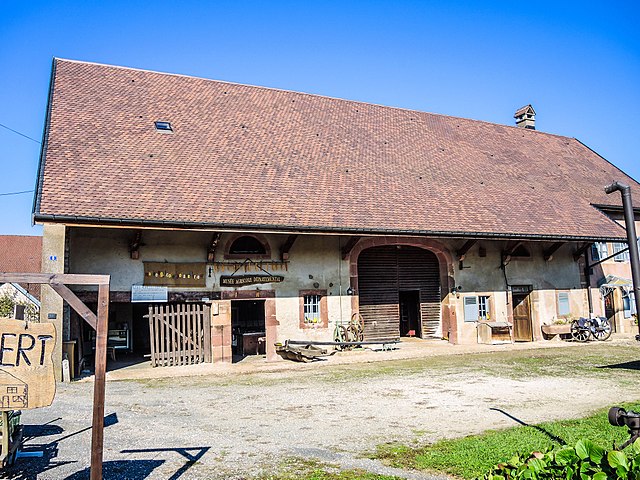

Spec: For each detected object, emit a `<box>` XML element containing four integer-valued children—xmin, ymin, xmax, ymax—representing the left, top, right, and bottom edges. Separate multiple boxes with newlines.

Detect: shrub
<box><xmin>478</xmin><ymin>439</ymin><xmax>640</xmax><ymax>479</ymax></box>
<box><xmin>0</xmin><ymin>292</ymin><xmax>39</xmax><ymax>321</ymax></box>
<box><xmin>0</xmin><ymin>293</ymin><xmax>14</xmax><ymax>317</ymax></box>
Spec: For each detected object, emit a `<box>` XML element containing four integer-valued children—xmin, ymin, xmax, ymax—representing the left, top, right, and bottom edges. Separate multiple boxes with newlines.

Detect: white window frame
<box><xmin>623</xmin><ymin>292</ymin><xmax>637</xmax><ymax>318</ymax></box>
<box><xmin>612</xmin><ymin>242</ymin><xmax>630</xmax><ymax>262</ymax></box>
<box><xmin>464</xmin><ymin>295</ymin><xmax>491</xmax><ymax>322</ymax></box>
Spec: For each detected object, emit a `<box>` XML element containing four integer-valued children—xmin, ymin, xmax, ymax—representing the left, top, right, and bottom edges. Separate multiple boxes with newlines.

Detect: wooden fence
<box><xmin>148</xmin><ymin>303</ymin><xmax>212</xmax><ymax>367</ymax></box>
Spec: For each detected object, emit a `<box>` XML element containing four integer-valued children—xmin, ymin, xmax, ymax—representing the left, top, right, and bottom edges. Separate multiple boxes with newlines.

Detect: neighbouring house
<box><xmin>0</xmin><ymin>235</ymin><xmax>42</xmax><ymax>320</ymax></box>
<box><xmin>0</xmin><ymin>235</ymin><xmax>42</xmax><ymax>300</ymax></box>
<box><xmin>32</xmin><ymin>59</ymin><xmax>640</xmax><ymax>378</ymax></box>
<box><xmin>588</xmin><ymin>216</ymin><xmax>640</xmax><ymax>331</ymax></box>
<box><xmin>0</xmin><ymin>282</ymin><xmax>40</xmax><ymax>320</ymax></box>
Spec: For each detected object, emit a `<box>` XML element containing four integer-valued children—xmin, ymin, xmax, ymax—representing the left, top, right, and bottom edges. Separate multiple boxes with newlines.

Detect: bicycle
<box><xmin>570</xmin><ymin>315</ymin><xmax>612</xmax><ymax>342</ymax></box>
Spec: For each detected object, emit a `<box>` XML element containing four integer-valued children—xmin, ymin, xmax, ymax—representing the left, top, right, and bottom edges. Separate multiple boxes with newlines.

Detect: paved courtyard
<box><xmin>8</xmin><ymin>337</ymin><xmax>640</xmax><ymax>479</ymax></box>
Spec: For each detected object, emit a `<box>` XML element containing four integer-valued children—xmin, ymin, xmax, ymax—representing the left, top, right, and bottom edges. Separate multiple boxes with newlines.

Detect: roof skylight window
<box><xmin>154</xmin><ymin>121</ymin><xmax>173</xmax><ymax>132</ymax></box>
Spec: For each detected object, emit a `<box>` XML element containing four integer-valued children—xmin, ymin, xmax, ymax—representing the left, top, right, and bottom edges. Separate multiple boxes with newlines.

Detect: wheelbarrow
<box><xmin>274</xmin><ymin>342</ymin><xmax>329</xmax><ymax>362</ymax></box>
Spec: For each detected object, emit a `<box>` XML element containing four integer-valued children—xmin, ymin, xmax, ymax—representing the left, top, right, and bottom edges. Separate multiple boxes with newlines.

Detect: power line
<box><xmin>0</xmin><ymin>123</ymin><xmax>41</xmax><ymax>144</ymax></box>
<box><xmin>0</xmin><ymin>189</ymin><xmax>34</xmax><ymax>197</ymax></box>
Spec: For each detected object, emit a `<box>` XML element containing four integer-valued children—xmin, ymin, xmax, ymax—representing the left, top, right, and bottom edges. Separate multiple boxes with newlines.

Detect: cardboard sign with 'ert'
<box><xmin>0</xmin><ymin>319</ymin><xmax>56</xmax><ymax>410</ymax></box>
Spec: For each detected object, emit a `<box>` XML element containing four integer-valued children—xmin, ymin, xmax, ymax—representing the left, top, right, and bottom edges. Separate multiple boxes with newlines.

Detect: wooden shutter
<box><xmin>464</xmin><ymin>296</ymin><xmax>478</xmax><ymax>322</ymax></box>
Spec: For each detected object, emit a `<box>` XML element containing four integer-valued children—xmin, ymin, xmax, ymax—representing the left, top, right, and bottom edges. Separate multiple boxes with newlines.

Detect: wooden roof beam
<box><xmin>0</xmin><ymin>272</ymin><xmax>110</xmax><ymax>286</ymax></box>
<box><xmin>573</xmin><ymin>242</ymin><xmax>592</xmax><ymax>261</ymax></box>
<box><xmin>280</xmin><ymin>234</ymin><xmax>298</xmax><ymax>261</ymax></box>
<box><xmin>207</xmin><ymin>232</ymin><xmax>221</xmax><ymax>262</ymax></box>
<box><xmin>342</xmin><ymin>236</ymin><xmax>361</xmax><ymax>260</ymax></box>
<box><xmin>502</xmin><ymin>241</ymin><xmax>523</xmax><ymax>264</ymax></box>
<box><xmin>129</xmin><ymin>230</ymin><xmax>143</xmax><ymax>260</ymax></box>
<box><xmin>456</xmin><ymin>240</ymin><xmax>477</xmax><ymax>261</ymax></box>
<box><xmin>543</xmin><ymin>242</ymin><xmax>565</xmax><ymax>262</ymax></box>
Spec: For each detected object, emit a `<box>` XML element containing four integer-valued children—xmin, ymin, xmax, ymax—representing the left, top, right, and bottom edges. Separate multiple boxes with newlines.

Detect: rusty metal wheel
<box><xmin>350</xmin><ymin>312</ymin><xmax>365</xmax><ymax>341</ymax></box>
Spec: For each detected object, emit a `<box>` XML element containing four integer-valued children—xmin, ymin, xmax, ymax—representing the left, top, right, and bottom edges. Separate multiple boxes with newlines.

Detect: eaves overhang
<box><xmin>32</xmin><ymin>213</ymin><xmax>628</xmax><ymax>243</ymax></box>
<box><xmin>592</xmin><ymin>203</ymin><xmax>640</xmax><ymax>215</ymax></box>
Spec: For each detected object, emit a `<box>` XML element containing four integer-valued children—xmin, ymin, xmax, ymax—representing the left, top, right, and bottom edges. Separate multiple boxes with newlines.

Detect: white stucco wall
<box><xmin>67</xmin><ymin>227</ymin><xmax>587</xmax><ymax>346</ymax></box>
<box><xmin>451</xmin><ymin>240</ymin><xmax>586</xmax><ymax>343</ymax></box>
<box><xmin>68</xmin><ymin>228</ymin><xmax>353</xmax><ymax>343</ymax></box>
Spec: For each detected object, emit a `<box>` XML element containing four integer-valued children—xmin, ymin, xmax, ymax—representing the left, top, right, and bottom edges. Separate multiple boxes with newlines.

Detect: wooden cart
<box><xmin>0</xmin><ymin>410</ymin><xmax>23</xmax><ymax>468</ymax></box>
<box><xmin>275</xmin><ymin>343</ymin><xmax>328</xmax><ymax>362</ymax></box>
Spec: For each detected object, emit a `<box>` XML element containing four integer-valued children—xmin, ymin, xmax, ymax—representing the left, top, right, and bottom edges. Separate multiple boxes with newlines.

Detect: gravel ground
<box><xmin>8</xmin><ymin>338</ymin><xmax>640</xmax><ymax>480</ymax></box>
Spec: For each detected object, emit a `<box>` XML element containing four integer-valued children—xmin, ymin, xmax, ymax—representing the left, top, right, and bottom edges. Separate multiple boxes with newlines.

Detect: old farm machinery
<box><xmin>275</xmin><ymin>313</ymin><xmax>399</xmax><ymax>362</ymax></box>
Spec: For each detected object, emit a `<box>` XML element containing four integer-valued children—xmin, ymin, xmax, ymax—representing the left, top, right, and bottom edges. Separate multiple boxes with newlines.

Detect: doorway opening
<box><xmin>357</xmin><ymin>245</ymin><xmax>441</xmax><ymax>340</ymax></box>
<box><xmin>512</xmin><ymin>286</ymin><xmax>533</xmax><ymax>342</ymax></box>
<box><xmin>231</xmin><ymin>300</ymin><xmax>266</xmax><ymax>360</ymax></box>
<box><xmin>399</xmin><ymin>291</ymin><xmax>422</xmax><ymax>337</ymax></box>
<box><xmin>603</xmin><ymin>292</ymin><xmax>618</xmax><ymax>333</ymax></box>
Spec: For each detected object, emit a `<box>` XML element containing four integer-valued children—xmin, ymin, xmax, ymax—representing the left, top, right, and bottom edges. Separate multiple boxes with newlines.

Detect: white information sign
<box><xmin>131</xmin><ymin>285</ymin><xmax>168</xmax><ymax>303</ymax></box>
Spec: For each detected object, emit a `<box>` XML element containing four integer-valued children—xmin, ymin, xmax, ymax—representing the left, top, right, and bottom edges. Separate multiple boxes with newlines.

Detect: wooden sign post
<box><xmin>0</xmin><ymin>273</ymin><xmax>109</xmax><ymax>480</ymax></box>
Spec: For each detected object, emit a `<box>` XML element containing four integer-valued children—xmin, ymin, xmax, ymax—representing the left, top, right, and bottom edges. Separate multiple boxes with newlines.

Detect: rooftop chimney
<box><xmin>514</xmin><ymin>104</ymin><xmax>536</xmax><ymax>130</ymax></box>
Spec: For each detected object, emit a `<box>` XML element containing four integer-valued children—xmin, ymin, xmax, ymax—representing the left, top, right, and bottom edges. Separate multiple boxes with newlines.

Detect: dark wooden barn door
<box><xmin>358</xmin><ymin>246</ymin><xmax>400</xmax><ymax>340</ymax></box>
<box><xmin>358</xmin><ymin>245</ymin><xmax>441</xmax><ymax>340</ymax></box>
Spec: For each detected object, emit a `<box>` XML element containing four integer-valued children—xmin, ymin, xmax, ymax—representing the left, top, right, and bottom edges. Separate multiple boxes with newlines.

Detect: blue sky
<box><xmin>1</xmin><ymin>1</ymin><xmax>638</xmax><ymax>236</ymax></box>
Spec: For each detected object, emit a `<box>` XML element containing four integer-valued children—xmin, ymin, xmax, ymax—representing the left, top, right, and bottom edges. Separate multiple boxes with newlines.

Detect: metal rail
<box><xmin>285</xmin><ymin>339</ymin><xmax>400</xmax><ymax>347</ymax></box>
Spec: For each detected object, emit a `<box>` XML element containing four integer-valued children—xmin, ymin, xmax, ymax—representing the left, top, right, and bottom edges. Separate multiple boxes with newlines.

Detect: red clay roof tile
<box><xmin>35</xmin><ymin>59</ymin><xmax>638</xmax><ymax>241</ymax></box>
<box><xmin>0</xmin><ymin>235</ymin><xmax>42</xmax><ymax>299</ymax></box>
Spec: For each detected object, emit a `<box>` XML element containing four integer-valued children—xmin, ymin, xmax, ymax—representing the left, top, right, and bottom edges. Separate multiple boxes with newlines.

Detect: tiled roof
<box><xmin>0</xmin><ymin>235</ymin><xmax>42</xmax><ymax>300</ymax></box>
<box><xmin>35</xmin><ymin>59</ymin><xmax>639</xmax><ymax>241</ymax></box>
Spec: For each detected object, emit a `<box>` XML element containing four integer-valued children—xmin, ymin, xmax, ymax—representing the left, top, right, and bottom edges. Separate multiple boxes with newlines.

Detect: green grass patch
<box><xmin>374</xmin><ymin>402</ymin><xmax>640</xmax><ymax>479</ymax></box>
<box><xmin>255</xmin><ymin>457</ymin><xmax>402</xmax><ymax>480</ymax></box>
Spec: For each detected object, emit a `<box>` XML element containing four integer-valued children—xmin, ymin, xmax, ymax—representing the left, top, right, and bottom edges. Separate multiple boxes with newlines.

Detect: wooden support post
<box><xmin>0</xmin><ymin>272</ymin><xmax>110</xmax><ymax>480</ymax></box>
<box><xmin>90</xmin><ymin>283</ymin><xmax>109</xmax><ymax>480</ymax></box>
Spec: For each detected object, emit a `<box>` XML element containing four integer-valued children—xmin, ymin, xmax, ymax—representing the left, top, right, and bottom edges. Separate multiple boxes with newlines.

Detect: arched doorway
<box><xmin>357</xmin><ymin>245</ymin><xmax>441</xmax><ymax>340</ymax></box>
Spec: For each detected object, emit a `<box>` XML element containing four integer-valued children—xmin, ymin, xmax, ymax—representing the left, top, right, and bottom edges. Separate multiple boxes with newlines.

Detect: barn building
<box><xmin>32</xmin><ymin>59</ymin><xmax>639</xmax><ymax>378</ymax></box>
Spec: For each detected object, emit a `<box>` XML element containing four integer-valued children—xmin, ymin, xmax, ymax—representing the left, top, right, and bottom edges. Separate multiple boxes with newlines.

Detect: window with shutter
<box><xmin>478</xmin><ymin>296</ymin><xmax>491</xmax><ymax>320</ymax></box>
<box><xmin>557</xmin><ymin>291</ymin><xmax>570</xmax><ymax>316</ymax></box>
<box><xmin>599</xmin><ymin>243</ymin><xmax>609</xmax><ymax>260</ymax></box>
<box><xmin>623</xmin><ymin>292</ymin><xmax>636</xmax><ymax>318</ymax></box>
<box><xmin>623</xmin><ymin>294</ymin><xmax>631</xmax><ymax>318</ymax></box>
<box><xmin>612</xmin><ymin>243</ymin><xmax>630</xmax><ymax>262</ymax></box>
<box><xmin>464</xmin><ymin>296</ymin><xmax>479</xmax><ymax>322</ymax></box>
